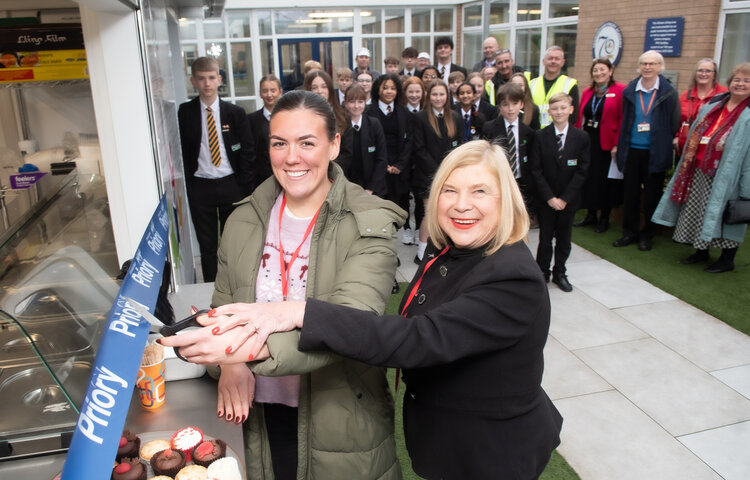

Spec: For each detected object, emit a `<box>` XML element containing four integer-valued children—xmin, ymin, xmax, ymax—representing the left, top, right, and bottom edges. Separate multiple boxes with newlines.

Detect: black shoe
<box><xmin>552</xmin><ymin>274</ymin><xmax>573</xmax><ymax>292</ymax></box>
<box><xmin>638</xmin><ymin>238</ymin><xmax>652</xmax><ymax>251</ymax></box>
<box><xmin>392</xmin><ymin>280</ymin><xmax>400</xmax><ymax>294</ymax></box>
<box><xmin>681</xmin><ymin>250</ymin><xmax>709</xmax><ymax>265</ymax></box>
<box><xmin>594</xmin><ymin>218</ymin><xmax>610</xmax><ymax>233</ymax></box>
<box><xmin>414</xmin><ymin>255</ymin><xmax>422</xmax><ymax>265</ymax></box>
<box><xmin>613</xmin><ymin>235</ymin><xmax>636</xmax><ymax>247</ymax></box>
<box><xmin>543</xmin><ymin>272</ymin><xmax>550</xmax><ymax>283</ymax></box>
<box><xmin>705</xmin><ymin>260</ymin><xmax>734</xmax><ymax>273</ymax></box>
<box><xmin>573</xmin><ymin>213</ymin><xmax>597</xmax><ymax>227</ymax></box>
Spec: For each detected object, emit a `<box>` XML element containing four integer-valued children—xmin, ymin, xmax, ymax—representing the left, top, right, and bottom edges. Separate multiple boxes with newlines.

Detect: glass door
<box><xmin>278</xmin><ymin>38</ymin><xmax>352</xmax><ymax>91</ymax></box>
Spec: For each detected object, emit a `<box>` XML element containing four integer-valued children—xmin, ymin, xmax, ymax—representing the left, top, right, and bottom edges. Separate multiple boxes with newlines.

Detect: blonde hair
<box><xmin>425</xmin><ymin>140</ymin><xmax>529</xmax><ymax>254</ymax></box>
<box><xmin>426</xmin><ymin>80</ymin><xmax>456</xmax><ymax>138</ymax></box>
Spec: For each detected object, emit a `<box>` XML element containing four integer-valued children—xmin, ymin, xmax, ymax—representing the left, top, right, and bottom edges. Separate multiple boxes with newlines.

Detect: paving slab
<box><xmin>679</xmin><ymin>421</ymin><xmax>750</xmax><ymax>480</ymax></box>
<box><xmin>542</xmin><ymin>335</ymin><xmax>612</xmax><ymax>400</ymax></box>
<box><xmin>711</xmin><ymin>365</ymin><xmax>750</xmax><ymax>400</ymax></box>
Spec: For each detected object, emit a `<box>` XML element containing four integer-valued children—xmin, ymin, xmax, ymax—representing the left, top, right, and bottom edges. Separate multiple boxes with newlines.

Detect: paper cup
<box><xmin>136</xmin><ymin>344</ymin><xmax>166</xmax><ymax>411</ymax></box>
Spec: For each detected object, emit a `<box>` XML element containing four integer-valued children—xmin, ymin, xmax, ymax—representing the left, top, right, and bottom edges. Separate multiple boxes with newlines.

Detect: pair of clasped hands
<box><xmin>158</xmin><ymin>301</ymin><xmax>306</xmax><ymax>422</ymax></box>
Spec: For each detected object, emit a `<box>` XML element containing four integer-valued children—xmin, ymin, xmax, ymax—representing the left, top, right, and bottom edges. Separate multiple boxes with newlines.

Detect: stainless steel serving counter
<box><xmin>0</xmin><ymin>374</ymin><xmax>245</xmax><ymax>479</ymax></box>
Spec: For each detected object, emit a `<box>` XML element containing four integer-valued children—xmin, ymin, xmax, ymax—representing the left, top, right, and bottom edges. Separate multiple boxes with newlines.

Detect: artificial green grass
<box><xmin>385</xmin><ymin>284</ymin><xmax>579</xmax><ymax>480</ymax></box>
<box><xmin>571</xmin><ymin>211</ymin><xmax>750</xmax><ymax>335</ymax></box>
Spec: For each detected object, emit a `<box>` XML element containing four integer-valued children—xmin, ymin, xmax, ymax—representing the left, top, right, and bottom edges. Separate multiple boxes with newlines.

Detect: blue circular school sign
<box><xmin>592</xmin><ymin>21</ymin><xmax>623</xmax><ymax>65</ymax></box>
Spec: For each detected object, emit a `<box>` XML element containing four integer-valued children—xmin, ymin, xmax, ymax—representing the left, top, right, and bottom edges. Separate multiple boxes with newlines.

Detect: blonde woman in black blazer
<box><xmin>412</xmin><ymin>80</ymin><xmax>464</xmax><ymax>262</ymax></box>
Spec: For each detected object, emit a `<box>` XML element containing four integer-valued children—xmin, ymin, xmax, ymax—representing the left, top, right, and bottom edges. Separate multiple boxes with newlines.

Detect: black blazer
<box><xmin>452</xmin><ymin>105</ymin><xmax>486</xmax><ymax>141</ymax></box>
<box><xmin>477</xmin><ymin>99</ymin><xmax>498</xmax><ymax>121</ymax></box>
<box><xmin>337</xmin><ymin>115</ymin><xmax>388</xmax><ymax>197</ymax></box>
<box><xmin>531</xmin><ymin>124</ymin><xmax>590</xmax><ymax>209</ymax></box>
<box><xmin>411</xmin><ymin>109</ymin><xmax>464</xmax><ymax>196</ymax></box>
<box><xmin>247</xmin><ymin>108</ymin><xmax>273</xmax><ymax>187</ymax></box>
<box><xmin>178</xmin><ymin>97</ymin><xmax>256</xmax><ymax>195</ymax></box>
<box><xmin>436</xmin><ymin>62</ymin><xmax>467</xmax><ymax>79</ymax></box>
<box><xmin>299</xmin><ymin>241</ymin><xmax>562</xmax><ymax>479</ymax></box>
<box><xmin>398</xmin><ymin>68</ymin><xmax>421</xmax><ymax>78</ymax></box>
<box><xmin>366</xmin><ymin>103</ymin><xmax>412</xmax><ymax>172</ymax></box>
<box><xmin>483</xmin><ymin>118</ymin><xmax>535</xmax><ymax>180</ymax></box>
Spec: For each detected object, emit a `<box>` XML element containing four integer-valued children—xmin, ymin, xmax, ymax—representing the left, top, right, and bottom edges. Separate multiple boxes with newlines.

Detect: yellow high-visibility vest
<box><xmin>529</xmin><ymin>74</ymin><xmax>577</xmax><ymax>127</ymax></box>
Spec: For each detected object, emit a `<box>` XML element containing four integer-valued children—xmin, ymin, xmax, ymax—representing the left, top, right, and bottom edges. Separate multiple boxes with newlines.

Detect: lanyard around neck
<box><xmin>278</xmin><ymin>195</ymin><xmax>321</xmax><ymax>301</ymax></box>
<box><xmin>638</xmin><ymin>89</ymin><xmax>657</xmax><ymax>118</ymax></box>
<box><xmin>400</xmin><ymin>246</ymin><xmax>450</xmax><ymax>315</ymax></box>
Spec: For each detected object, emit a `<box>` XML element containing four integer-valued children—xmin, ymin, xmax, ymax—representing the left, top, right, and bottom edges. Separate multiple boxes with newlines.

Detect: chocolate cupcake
<box><xmin>116</xmin><ymin>430</ymin><xmax>141</xmax><ymax>461</ymax></box>
<box><xmin>150</xmin><ymin>448</ymin><xmax>187</xmax><ymax>477</ymax></box>
<box><xmin>191</xmin><ymin>439</ymin><xmax>227</xmax><ymax>467</ymax></box>
<box><xmin>111</xmin><ymin>457</ymin><xmax>147</xmax><ymax>480</ymax></box>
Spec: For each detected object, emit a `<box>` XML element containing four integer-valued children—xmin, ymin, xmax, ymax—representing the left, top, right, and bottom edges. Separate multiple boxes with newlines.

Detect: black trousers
<box><xmin>186</xmin><ymin>175</ymin><xmax>244</xmax><ymax>282</ymax></box>
<box><xmin>536</xmin><ymin>204</ymin><xmax>575</xmax><ymax>276</ymax></box>
<box><xmin>622</xmin><ymin>148</ymin><xmax>667</xmax><ymax>239</ymax></box>
<box><xmin>264</xmin><ymin>403</ymin><xmax>298</xmax><ymax>480</ymax></box>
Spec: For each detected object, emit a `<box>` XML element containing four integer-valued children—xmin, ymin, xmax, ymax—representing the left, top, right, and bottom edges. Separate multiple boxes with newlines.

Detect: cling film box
<box><xmin>0</xmin><ymin>24</ymin><xmax>87</xmax><ymax>82</ymax></box>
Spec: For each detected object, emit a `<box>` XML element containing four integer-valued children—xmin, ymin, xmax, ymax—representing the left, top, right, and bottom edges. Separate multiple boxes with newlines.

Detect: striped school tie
<box><xmin>507</xmin><ymin>125</ymin><xmax>518</xmax><ymax>177</ymax></box>
<box><xmin>206</xmin><ymin>107</ymin><xmax>221</xmax><ymax>167</ymax></box>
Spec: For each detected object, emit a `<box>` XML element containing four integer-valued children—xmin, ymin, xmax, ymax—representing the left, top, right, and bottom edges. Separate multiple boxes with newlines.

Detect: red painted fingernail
<box><xmin>207</xmin><ymin>309</ymin><xmax>217</xmax><ymax>317</ymax></box>
<box><xmin>155</xmin><ymin>338</ymin><xmax>163</xmax><ymax>345</ymax></box>
<box><xmin>191</xmin><ymin>305</ymin><xmax>199</xmax><ymax>314</ymax></box>
<box><xmin>217</xmin><ymin>411</ymin><xmax>223</xmax><ymax>417</ymax></box>
<box><xmin>235</xmin><ymin>417</ymin><xmax>242</xmax><ymax>424</ymax></box>
<box><xmin>247</xmin><ymin>354</ymin><xmax>254</xmax><ymax>361</ymax></box>
<box><xmin>242</xmin><ymin>415</ymin><xmax>247</xmax><ymax>422</ymax></box>
<box><xmin>212</xmin><ymin>327</ymin><xmax>220</xmax><ymax>335</ymax></box>
<box><xmin>226</xmin><ymin>414</ymin><xmax>232</xmax><ymax>421</ymax></box>
<box><xmin>225</xmin><ymin>345</ymin><xmax>232</xmax><ymax>354</ymax></box>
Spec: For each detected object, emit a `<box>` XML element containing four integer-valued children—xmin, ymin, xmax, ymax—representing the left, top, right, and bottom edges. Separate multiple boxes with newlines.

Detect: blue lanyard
<box><xmin>591</xmin><ymin>90</ymin><xmax>606</xmax><ymax>117</ymax></box>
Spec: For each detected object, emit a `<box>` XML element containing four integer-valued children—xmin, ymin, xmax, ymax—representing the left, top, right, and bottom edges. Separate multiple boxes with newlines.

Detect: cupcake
<box><xmin>170</xmin><ymin>427</ymin><xmax>203</xmax><ymax>462</ymax></box>
<box><xmin>174</xmin><ymin>464</ymin><xmax>207</xmax><ymax>480</ymax></box>
<box><xmin>150</xmin><ymin>448</ymin><xmax>186</xmax><ymax>477</ymax></box>
<box><xmin>191</xmin><ymin>439</ymin><xmax>226</xmax><ymax>467</ymax></box>
<box><xmin>206</xmin><ymin>457</ymin><xmax>242</xmax><ymax>480</ymax></box>
<box><xmin>116</xmin><ymin>430</ymin><xmax>141</xmax><ymax>461</ymax></box>
<box><xmin>140</xmin><ymin>439</ymin><xmax>170</xmax><ymax>461</ymax></box>
<box><xmin>111</xmin><ymin>457</ymin><xmax>147</xmax><ymax>480</ymax></box>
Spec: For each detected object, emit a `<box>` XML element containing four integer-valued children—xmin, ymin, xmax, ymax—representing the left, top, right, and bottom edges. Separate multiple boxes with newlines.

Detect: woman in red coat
<box><xmin>574</xmin><ymin>58</ymin><xmax>626</xmax><ymax>233</ymax></box>
<box><xmin>674</xmin><ymin>58</ymin><xmax>728</xmax><ymax>156</ymax></box>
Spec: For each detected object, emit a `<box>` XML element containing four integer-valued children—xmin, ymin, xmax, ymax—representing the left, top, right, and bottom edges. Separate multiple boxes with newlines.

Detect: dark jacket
<box><xmin>616</xmin><ymin>74</ymin><xmax>681</xmax><ymax>174</ymax></box>
<box><xmin>531</xmin><ymin>124</ymin><xmax>591</xmax><ymax>210</ymax></box>
<box><xmin>299</xmin><ymin>240</ymin><xmax>563</xmax><ymax>479</ymax></box>
<box><xmin>178</xmin><ymin>96</ymin><xmax>256</xmax><ymax>195</ymax></box>
<box><xmin>453</xmin><ymin>104</ymin><xmax>486</xmax><ymax>141</ymax></box>
<box><xmin>337</xmin><ymin>115</ymin><xmax>388</xmax><ymax>197</ymax></box>
<box><xmin>247</xmin><ymin>108</ymin><xmax>273</xmax><ymax>187</ymax></box>
<box><xmin>366</xmin><ymin>103</ymin><xmax>412</xmax><ymax>172</ymax></box>
<box><xmin>411</xmin><ymin>109</ymin><xmax>464</xmax><ymax>196</ymax></box>
<box><xmin>483</xmin><ymin>117</ymin><xmax>536</xmax><ymax>180</ymax></box>
<box><xmin>436</xmin><ymin>62</ymin><xmax>467</xmax><ymax>80</ymax></box>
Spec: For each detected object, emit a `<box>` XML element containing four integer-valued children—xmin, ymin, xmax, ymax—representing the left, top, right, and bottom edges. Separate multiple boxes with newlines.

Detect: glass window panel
<box><xmin>279</xmin><ymin>41</ymin><xmax>312</xmax><ymax>91</ymax></box>
<box><xmin>319</xmin><ymin>40</ymin><xmax>351</xmax><ymax>78</ymax></box>
<box><xmin>179</xmin><ymin>19</ymin><xmax>197</xmax><ymax>40</ymax></box>
<box><xmin>517</xmin><ymin>1</ymin><xmax>542</xmax><ymax>22</ymax></box>
<box><xmin>434</xmin><ymin>8</ymin><xmax>453</xmax><ymax>32</ymax></box>
<box><xmin>412</xmin><ymin>8</ymin><xmax>430</xmax><ymax>33</ymax></box>
<box><xmin>231</xmin><ymin>42</ymin><xmax>254</xmax><ymax>97</ymax></box>
<box><xmin>489</xmin><ymin>30</ymin><xmax>510</xmax><ymax>50</ymax></box>
<box><xmin>274</xmin><ymin>9</ymin><xmax>353</xmax><ymax>34</ymax></box>
<box><xmin>236</xmin><ymin>99</ymin><xmax>257</xmax><ymax>114</ymax></box>
<box><xmin>227</xmin><ymin>12</ymin><xmax>250</xmax><ymax>38</ymax></box>
<box><xmin>547</xmin><ymin>24</ymin><xmax>578</xmax><ymax>74</ymax></box>
<box><xmin>385</xmin><ymin>37</ymin><xmax>405</xmax><ymax>67</ymax></box>
<box><xmin>210</xmin><ymin>47</ymin><xmax>229</xmax><ymax>97</ymax></box>
<box><xmin>463</xmin><ymin>32</ymin><xmax>482</xmax><ymax>68</ymax></box>
<box><xmin>549</xmin><ymin>0</ymin><xmax>579</xmax><ymax>18</ymax></box>
<box><xmin>203</xmin><ymin>18</ymin><xmax>225</xmax><ymax>39</ymax></box>
<box><xmin>260</xmin><ymin>39</ymin><xmax>274</xmax><ymax>76</ymax></box>
<box><xmin>362</xmin><ymin>9</ymin><xmax>381</xmax><ymax>34</ymax></box>
<box><xmin>257</xmin><ymin>10</ymin><xmax>272</xmax><ymax>36</ymax></box>
<box><xmin>516</xmin><ymin>28</ymin><xmax>542</xmax><ymax>78</ymax></box>
<box><xmin>464</xmin><ymin>4</ymin><xmax>482</xmax><ymax>28</ymax></box>
<box><xmin>719</xmin><ymin>12</ymin><xmax>750</xmax><ymax>82</ymax></box>
<box><xmin>412</xmin><ymin>37</ymin><xmax>431</xmax><ymax>60</ymax></box>
<box><xmin>384</xmin><ymin>9</ymin><xmax>405</xmax><ymax>34</ymax></box>
<box><xmin>489</xmin><ymin>0</ymin><xmax>510</xmax><ymax>24</ymax></box>
<box><xmin>182</xmin><ymin>44</ymin><xmax>199</xmax><ymax>98</ymax></box>
<box><xmin>362</xmin><ymin>38</ymin><xmax>382</xmax><ymax>76</ymax></box>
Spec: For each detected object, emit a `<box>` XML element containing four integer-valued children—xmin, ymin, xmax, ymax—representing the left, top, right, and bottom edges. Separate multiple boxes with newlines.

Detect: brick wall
<box><xmin>574</xmin><ymin>0</ymin><xmax>722</xmax><ymax>92</ymax></box>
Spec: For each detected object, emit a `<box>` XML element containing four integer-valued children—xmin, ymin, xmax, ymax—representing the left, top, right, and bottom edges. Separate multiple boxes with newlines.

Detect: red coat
<box><xmin>675</xmin><ymin>84</ymin><xmax>728</xmax><ymax>154</ymax></box>
<box><xmin>575</xmin><ymin>82</ymin><xmax>625</xmax><ymax>151</ymax></box>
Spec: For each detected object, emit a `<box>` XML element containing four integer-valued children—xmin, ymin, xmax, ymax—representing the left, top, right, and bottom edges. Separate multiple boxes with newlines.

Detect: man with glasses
<box><xmin>613</xmin><ymin>50</ymin><xmax>680</xmax><ymax>252</ymax></box>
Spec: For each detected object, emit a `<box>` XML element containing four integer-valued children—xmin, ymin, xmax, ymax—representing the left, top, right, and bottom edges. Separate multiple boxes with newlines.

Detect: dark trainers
<box><xmin>552</xmin><ymin>274</ymin><xmax>573</xmax><ymax>292</ymax></box>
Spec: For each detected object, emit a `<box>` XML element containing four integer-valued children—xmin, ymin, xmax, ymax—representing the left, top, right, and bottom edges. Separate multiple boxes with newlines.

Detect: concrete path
<box><xmin>395</xmin><ymin>228</ymin><xmax>750</xmax><ymax>480</ymax></box>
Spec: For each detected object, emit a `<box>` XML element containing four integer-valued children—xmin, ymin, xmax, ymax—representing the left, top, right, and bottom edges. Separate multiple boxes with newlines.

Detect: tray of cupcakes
<box><xmin>112</xmin><ymin>427</ymin><xmax>244</xmax><ymax>480</ymax></box>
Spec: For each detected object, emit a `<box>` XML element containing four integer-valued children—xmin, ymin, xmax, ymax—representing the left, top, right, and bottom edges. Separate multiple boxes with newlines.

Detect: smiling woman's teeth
<box><xmin>287</xmin><ymin>170</ymin><xmax>307</xmax><ymax>177</ymax></box>
<box><xmin>454</xmin><ymin>219</ymin><xmax>477</xmax><ymax>224</ymax></box>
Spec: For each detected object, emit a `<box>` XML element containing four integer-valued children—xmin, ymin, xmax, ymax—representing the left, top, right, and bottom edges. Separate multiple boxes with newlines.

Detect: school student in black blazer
<box><xmin>178</xmin><ymin>56</ymin><xmax>256</xmax><ymax>282</ymax></box>
<box><xmin>468</xmin><ymin>72</ymin><xmax>498</xmax><ymax>121</ymax></box>
<box><xmin>453</xmin><ymin>81</ymin><xmax>486</xmax><ymax>141</ymax></box>
<box><xmin>369</xmin><ymin>74</ymin><xmax>412</xmax><ymax>209</ymax></box>
<box><xmin>247</xmin><ymin>74</ymin><xmax>283</xmax><ymax>187</ymax></box>
<box><xmin>531</xmin><ymin>92</ymin><xmax>590</xmax><ymax>292</ymax></box>
<box><xmin>484</xmin><ymin>83</ymin><xmax>537</xmax><ymax>215</ymax></box>
<box><xmin>337</xmin><ymin>83</ymin><xmax>388</xmax><ymax>197</ymax></box>
<box><xmin>413</xmin><ymin>80</ymin><xmax>464</xmax><ymax>262</ymax></box>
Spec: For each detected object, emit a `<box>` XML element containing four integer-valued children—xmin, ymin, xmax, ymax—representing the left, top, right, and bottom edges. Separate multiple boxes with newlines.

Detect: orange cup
<box><xmin>136</xmin><ymin>347</ymin><xmax>166</xmax><ymax>411</ymax></box>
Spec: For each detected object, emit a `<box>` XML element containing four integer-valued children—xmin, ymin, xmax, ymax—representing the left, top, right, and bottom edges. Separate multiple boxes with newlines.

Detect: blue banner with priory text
<box><xmin>60</xmin><ymin>195</ymin><xmax>168</xmax><ymax>480</ymax></box>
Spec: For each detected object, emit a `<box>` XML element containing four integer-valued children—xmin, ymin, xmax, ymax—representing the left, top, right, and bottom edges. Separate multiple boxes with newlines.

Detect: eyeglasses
<box><xmin>696</xmin><ymin>69</ymin><xmax>715</xmax><ymax>74</ymax></box>
<box><xmin>422</xmin><ymin>73</ymin><xmax>437</xmax><ymax>79</ymax></box>
<box><xmin>730</xmin><ymin>77</ymin><xmax>750</xmax><ymax>84</ymax></box>
<box><xmin>639</xmin><ymin>62</ymin><xmax>660</xmax><ymax>67</ymax></box>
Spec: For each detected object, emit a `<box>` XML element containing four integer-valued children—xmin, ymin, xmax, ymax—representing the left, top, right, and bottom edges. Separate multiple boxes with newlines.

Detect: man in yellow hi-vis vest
<box><xmin>529</xmin><ymin>46</ymin><xmax>579</xmax><ymax>127</ymax></box>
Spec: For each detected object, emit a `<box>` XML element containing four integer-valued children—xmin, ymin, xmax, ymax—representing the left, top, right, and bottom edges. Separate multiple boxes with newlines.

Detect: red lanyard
<box><xmin>278</xmin><ymin>195</ymin><xmax>321</xmax><ymax>301</ymax></box>
<box><xmin>705</xmin><ymin>107</ymin><xmax>729</xmax><ymax>138</ymax></box>
<box><xmin>638</xmin><ymin>90</ymin><xmax>657</xmax><ymax>118</ymax></box>
<box><xmin>400</xmin><ymin>246</ymin><xmax>450</xmax><ymax>315</ymax></box>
